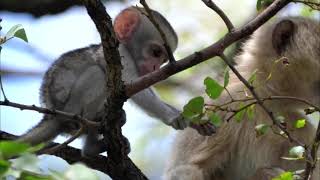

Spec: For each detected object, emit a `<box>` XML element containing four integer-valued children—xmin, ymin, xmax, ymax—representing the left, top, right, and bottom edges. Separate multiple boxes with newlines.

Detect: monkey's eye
<box><xmin>149</xmin><ymin>44</ymin><xmax>164</xmax><ymax>58</ymax></box>
<box><xmin>152</xmin><ymin>47</ymin><xmax>163</xmax><ymax>58</ymax></box>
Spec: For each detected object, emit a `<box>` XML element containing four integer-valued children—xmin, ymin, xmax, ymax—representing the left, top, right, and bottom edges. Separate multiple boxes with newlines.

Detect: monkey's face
<box><xmin>113</xmin><ymin>7</ymin><xmax>177</xmax><ymax>77</ymax></box>
<box><xmin>270</xmin><ymin>18</ymin><xmax>320</xmax><ymax>107</ymax></box>
<box><xmin>138</xmin><ymin>41</ymin><xmax>168</xmax><ymax>76</ymax></box>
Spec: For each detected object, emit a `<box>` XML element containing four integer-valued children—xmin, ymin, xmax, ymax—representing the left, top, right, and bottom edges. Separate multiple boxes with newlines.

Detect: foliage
<box><xmin>0</xmin><ymin>141</ymin><xmax>100</xmax><ymax>180</ymax></box>
<box><xmin>272</xmin><ymin>171</ymin><xmax>294</xmax><ymax>180</ymax></box>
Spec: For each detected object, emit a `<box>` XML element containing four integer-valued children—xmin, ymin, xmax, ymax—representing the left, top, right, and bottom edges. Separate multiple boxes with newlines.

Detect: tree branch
<box><xmin>0</xmin><ymin>100</ymin><xmax>99</xmax><ymax>127</ymax></box>
<box><xmin>0</xmin><ymin>131</ymin><xmax>110</xmax><ymax>175</ymax></box>
<box><xmin>0</xmin><ymin>0</ymin><xmax>82</xmax><ymax>17</ymax></box>
<box><xmin>83</xmin><ymin>0</ymin><xmax>147</xmax><ymax>179</ymax></box>
<box><xmin>201</xmin><ymin>0</ymin><xmax>234</xmax><ymax>32</ymax></box>
<box><xmin>126</xmin><ymin>0</ymin><xmax>291</xmax><ymax>97</ymax></box>
<box><xmin>139</xmin><ymin>0</ymin><xmax>176</xmax><ymax>62</ymax></box>
<box><xmin>219</xmin><ymin>54</ymin><xmax>303</xmax><ymax>145</ymax></box>
<box><xmin>304</xmin><ymin>120</ymin><xmax>320</xmax><ymax>180</ymax></box>
<box><xmin>0</xmin><ymin>0</ymin><xmax>125</xmax><ymax>17</ymax></box>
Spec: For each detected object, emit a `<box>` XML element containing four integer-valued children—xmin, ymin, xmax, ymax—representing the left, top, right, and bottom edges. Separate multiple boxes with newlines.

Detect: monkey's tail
<box><xmin>17</xmin><ymin>115</ymin><xmax>62</xmax><ymax>145</ymax></box>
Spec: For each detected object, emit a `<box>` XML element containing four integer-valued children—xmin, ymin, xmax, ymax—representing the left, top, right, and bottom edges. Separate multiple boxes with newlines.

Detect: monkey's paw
<box><xmin>169</xmin><ymin>115</ymin><xmax>216</xmax><ymax>136</ymax></box>
<box><xmin>190</xmin><ymin>121</ymin><xmax>216</xmax><ymax>136</ymax></box>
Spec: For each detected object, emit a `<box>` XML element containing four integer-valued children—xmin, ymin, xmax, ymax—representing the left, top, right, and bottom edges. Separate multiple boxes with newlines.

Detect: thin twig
<box><xmin>225</xmin><ymin>101</ymin><xmax>256</xmax><ymax>122</ymax></box>
<box><xmin>263</xmin><ymin>96</ymin><xmax>320</xmax><ymax>112</ymax></box>
<box><xmin>0</xmin><ymin>46</ymin><xmax>8</xmax><ymax>101</ymax></box>
<box><xmin>292</xmin><ymin>0</ymin><xmax>320</xmax><ymax>10</ymax></box>
<box><xmin>202</xmin><ymin>0</ymin><xmax>234</xmax><ymax>32</ymax></box>
<box><xmin>219</xmin><ymin>54</ymin><xmax>303</xmax><ymax>146</ymax></box>
<box><xmin>139</xmin><ymin>0</ymin><xmax>176</xmax><ymax>63</ymax></box>
<box><xmin>0</xmin><ymin>100</ymin><xmax>100</xmax><ymax>127</ymax></box>
<box><xmin>304</xmin><ymin>121</ymin><xmax>320</xmax><ymax>180</ymax></box>
<box><xmin>0</xmin><ymin>76</ymin><xmax>7</xmax><ymax>101</ymax></box>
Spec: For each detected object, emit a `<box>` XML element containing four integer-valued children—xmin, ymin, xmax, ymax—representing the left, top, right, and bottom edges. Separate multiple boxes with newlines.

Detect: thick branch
<box><xmin>83</xmin><ymin>0</ymin><xmax>147</xmax><ymax>179</ymax></box>
<box><xmin>126</xmin><ymin>0</ymin><xmax>290</xmax><ymax>97</ymax></box>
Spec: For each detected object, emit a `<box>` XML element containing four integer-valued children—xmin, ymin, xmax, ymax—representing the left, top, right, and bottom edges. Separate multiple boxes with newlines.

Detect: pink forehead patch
<box><xmin>114</xmin><ymin>9</ymin><xmax>140</xmax><ymax>42</ymax></box>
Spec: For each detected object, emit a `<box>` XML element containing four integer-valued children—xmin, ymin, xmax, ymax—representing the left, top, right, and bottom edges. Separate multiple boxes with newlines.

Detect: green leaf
<box><xmin>182</xmin><ymin>96</ymin><xmax>204</xmax><ymax>119</ymax></box>
<box><xmin>272</xmin><ymin>171</ymin><xmax>293</xmax><ymax>180</ymax></box>
<box><xmin>14</xmin><ymin>28</ymin><xmax>28</xmax><ymax>42</ymax></box>
<box><xmin>246</xmin><ymin>104</ymin><xmax>255</xmax><ymax>120</ymax></box>
<box><xmin>256</xmin><ymin>0</ymin><xmax>263</xmax><ymax>11</ymax></box>
<box><xmin>235</xmin><ymin>103</ymin><xmax>246</xmax><ymax>122</ymax></box>
<box><xmin>0</xmin><ymin>160</ymin><xmax>10</xmax><ymax>176</ymax></box>
<box><xmin>294</xmin><ymin>119</ymin><xmax>306</xmax><ymax>129</ymax></box>
<box><xmin>204</xmin><ymin>77</ymin><xmax>224</xmax><ymax>99</ymax></box>
<box><xmin>256</xmin><ymin>0</ymin><xmax>274</xmax><ymax>11</ymax></box>
<box><xmin>19</xmin><ymin>171</ymin><xmax>52</xmax><ymax>180</ymax></box>
<box><xmin>289</xmin><ymin>146</ymin><xmax>305</xmax><ymax>159</ymax></box>
<box><xmin>0</xmin><ymin>141</ymin><xmax>30</xmax><ymax>159</ymax></box>
<box><xmin>5</xmin><ymin>24</ymin><xmax>28</xmax><ymax>42</ymax></box>
<box><xmin>248</xmin><ymin>69</ymin><xmax>258</xmax><ymax>85</ymax></box>
<box><xmin>223</xmin><ymin>68</ymin><xmax>230</xmax><ymax>88</ymax></box>
<box><xmin>209</xmin><ymin>113</ymin><xmax>222</xmax><ymax>127</ymax></box>
<box><xmin>255</xmin><ymin>124</ymin><xmax>269</xmax><ymax>136</ymax></box>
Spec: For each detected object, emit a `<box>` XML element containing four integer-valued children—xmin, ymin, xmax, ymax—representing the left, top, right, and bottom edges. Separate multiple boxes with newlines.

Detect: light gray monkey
<box><xmin>17</xmin><ymin>7</ymin><xmax>215</xmax><ymax>156</ymax></box>
<box><xmin>164</xmin><ymin>17</ymin><xmax>320</xmax><ymax>180</ymax></box>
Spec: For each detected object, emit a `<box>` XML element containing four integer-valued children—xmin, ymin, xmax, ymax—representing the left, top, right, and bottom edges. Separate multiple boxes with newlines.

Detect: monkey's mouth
<box><xmin>139</xmin><ymin>62</ymin><xmax>161</xmax><ymax>76</ymax></box>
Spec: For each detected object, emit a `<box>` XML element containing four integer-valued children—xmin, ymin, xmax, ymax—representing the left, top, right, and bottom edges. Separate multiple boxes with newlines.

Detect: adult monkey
<box><xmin>165</xmin><ymin>17</ymin><xmax>320</xmax><ymax>180</ymax></box>
<box><xmin>17</xmin><ymin>7</ymin><xmax>215</xmax><ymax>156</ymax></box>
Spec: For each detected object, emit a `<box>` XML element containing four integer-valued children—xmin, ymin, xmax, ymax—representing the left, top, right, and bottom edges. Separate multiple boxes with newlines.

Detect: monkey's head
<box><xmin>241</xmin><ymin>17</ymin><xmax>320</xmax><ymax>108</ymax></box>
<box><xmin>114</xmin><ymin>7</ymin><xmax>178</xmax><ymax>76</ymax></box>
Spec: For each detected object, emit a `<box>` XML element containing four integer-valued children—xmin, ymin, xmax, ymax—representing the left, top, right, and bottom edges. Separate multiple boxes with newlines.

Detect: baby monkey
<box><xmin>165</xmin><ymin>17</ymin><xmax>320</xmax><ymax>180</ymax></box>
<box><xmin>18</xmin><ymin>7</ymin><xmax>215</xmax><ymax>156</ymax></box>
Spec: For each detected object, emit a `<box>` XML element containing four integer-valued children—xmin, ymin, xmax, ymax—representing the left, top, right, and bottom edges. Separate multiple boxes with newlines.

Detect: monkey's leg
<box><xmin>82</xmin><ymin>129</ymin><xmax>107</xmax><ymax>157</ymax></box>
<box><xmin>248</xmin><ymin>167</ymin><xmax>285</xmax><ymax>180</ymax></box>
<box><xmin>82</xmin><ymin>110</ymin><xmax>130</xmax><ymax>157</ymax></box>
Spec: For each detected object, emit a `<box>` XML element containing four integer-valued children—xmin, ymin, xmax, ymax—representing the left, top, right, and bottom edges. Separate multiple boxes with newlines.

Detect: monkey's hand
<box><xmin>169</xmin><ymin>114</ymin><xmax>216</xmax><ymax>136</ymax></box>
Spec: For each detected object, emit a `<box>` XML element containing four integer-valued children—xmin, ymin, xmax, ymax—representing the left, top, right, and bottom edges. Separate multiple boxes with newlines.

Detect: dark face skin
<box><xmin>138</xmin><ymin>41</ymin><xmax>168</xmax><ymax>76</ymax></box>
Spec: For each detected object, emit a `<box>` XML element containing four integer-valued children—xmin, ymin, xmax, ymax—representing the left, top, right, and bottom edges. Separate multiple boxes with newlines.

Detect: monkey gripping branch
<box><xmin>2</xmin><ymin>0</ymin><xmax>318</xmax><ymax>179</ymax></box>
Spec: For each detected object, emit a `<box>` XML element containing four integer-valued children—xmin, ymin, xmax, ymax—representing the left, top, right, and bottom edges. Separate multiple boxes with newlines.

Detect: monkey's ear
<box><xmin>272</xmin><ymin>19</ymin><xmax>295</xmax><ymax>54</ymax></box>
<box><xmin>114</xmin><ymin>8</ymin><xmax>141</xmax><ymax>43</ymax></box>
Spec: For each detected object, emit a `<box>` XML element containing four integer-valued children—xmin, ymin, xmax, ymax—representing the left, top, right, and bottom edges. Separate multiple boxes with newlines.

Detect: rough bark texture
<box><xmin>83</xmin><ymin>0</ymin><xmax>148</xmax><ymax>179</ymax></box>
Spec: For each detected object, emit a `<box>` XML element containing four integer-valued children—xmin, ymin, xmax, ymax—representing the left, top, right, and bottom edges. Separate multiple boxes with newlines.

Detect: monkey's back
<box><xmin>40</xmin><ymin>45</ymin><xmax>107</xmax><ymax>131</ymax></box>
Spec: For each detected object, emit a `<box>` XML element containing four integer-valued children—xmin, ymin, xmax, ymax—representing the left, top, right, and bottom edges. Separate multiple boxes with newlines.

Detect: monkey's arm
<box><xmin>130</xmin><ymin>88</ymin><xmax>187</xmax><ymax>129</ymax></box>
<box><xmin>131</xmin><ymin>88</ymin><xmax>215</xmax><ymax>135</ymax></box>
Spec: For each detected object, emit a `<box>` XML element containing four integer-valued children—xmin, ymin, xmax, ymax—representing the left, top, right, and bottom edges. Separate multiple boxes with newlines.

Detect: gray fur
<box><xmin>18</xmin><ymin>7</ymin><xmax>196</xmax><ymax>156</ymax></box>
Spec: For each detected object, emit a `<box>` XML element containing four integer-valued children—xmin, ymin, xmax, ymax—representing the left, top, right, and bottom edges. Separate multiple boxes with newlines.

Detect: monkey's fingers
<box><xmin>190</xmin><ymin>122</ymin><xmax>216</xmax><ymax>136</ymax></box>
<box><xmin>168</xmin><ymin>115</ymin><xmax>189</xmax><ymax>130</ymax></box>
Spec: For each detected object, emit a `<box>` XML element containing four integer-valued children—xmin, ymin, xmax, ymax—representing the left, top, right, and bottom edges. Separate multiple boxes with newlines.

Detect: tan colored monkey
<box><xmin>165</xmin><ymin>17</ymin><xmax>320</xmax><ymax>180</ymax></box>
<box><xmin>18</xmin><ymin>7</ymin><xmax>215</xmax><ymax>157</ymax></box>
